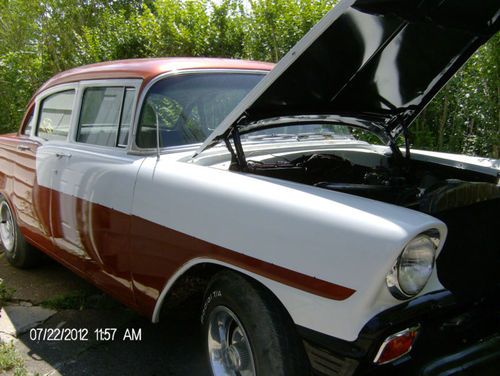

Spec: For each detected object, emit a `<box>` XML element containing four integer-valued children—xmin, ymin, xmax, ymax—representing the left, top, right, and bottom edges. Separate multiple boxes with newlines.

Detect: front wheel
<box><xmin>0</xmin><ymin>197</ymin><xmax>41</xmax><ymax>268</ymax></box>
<box><xmin>202</xmin><ymin>270</ymin><xmax>310</xmax><ymax>376</ymax></box>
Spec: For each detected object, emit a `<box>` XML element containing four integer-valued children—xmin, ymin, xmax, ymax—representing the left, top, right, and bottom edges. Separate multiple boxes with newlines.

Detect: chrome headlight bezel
<box><xmin>386</xmin><ymin>231</ymin><xmax>440</xmax><ymax>300</ymax></box>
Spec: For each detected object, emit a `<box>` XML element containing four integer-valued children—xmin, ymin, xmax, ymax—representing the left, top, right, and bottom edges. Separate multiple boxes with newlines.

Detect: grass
<box><xmin>41</xmin><ymin>289</ymin><xmax>121</xmax><ymax>311</ymax></box>
<box><xmin>0</xmin><ymin>342</ymin><xmax>27</xmax><ymax>376</ymax></box>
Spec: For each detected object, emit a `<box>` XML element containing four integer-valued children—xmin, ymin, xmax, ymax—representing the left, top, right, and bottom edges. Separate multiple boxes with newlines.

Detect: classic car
<box><xmin>0</xmin><ymin>0</ymin><xmax>499</xmax><ymax>375</ymax></box>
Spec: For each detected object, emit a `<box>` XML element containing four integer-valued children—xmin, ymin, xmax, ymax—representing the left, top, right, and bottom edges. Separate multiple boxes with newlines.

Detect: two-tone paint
<box><xmin>1</xmin><ymin>0</ymin><xmax>498</xmax><ymax>345</ymax></box>
<box><xmin>0</xmin><ymin>61</ymin><xmax>450</xmax><ymax>340</ymax></box>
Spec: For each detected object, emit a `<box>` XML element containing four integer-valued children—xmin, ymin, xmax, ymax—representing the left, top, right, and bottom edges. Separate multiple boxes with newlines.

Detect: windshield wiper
<box><xmin>244</xmin><ymin>133</ymin><xmax>299</xmax><ymax>142</ymax></box>
<box><xmin>244</xmin><ymin>132</ymin><xmax>354</xmax><ymax>142</ymax></box>
<box><xmin>296</xmin><ymin>132</ymin><xmax>353</xmax><ymax>141</ymax></box>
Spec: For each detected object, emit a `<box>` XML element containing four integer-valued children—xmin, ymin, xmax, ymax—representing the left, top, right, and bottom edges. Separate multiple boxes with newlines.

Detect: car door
<box><xmin>35</xmin><ymin>80</ymin><xmax>143</xmax><ymax>307</ymax></box>
<box><xmin>34</xmin><ymin>86</ymin><xmax>81</xmax><ymax>263</ymax></box>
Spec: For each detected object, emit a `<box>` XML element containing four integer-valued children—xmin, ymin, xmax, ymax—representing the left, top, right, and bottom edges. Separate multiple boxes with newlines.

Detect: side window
<box><xmin>37</xmin><ymin>90</ymin><xmax>75</xmax><ymax>141</ymax></box>
<box><xmin>77</xmin><ymin>87</ymin><xmax>135</xmax><ymax>147</ymax></box>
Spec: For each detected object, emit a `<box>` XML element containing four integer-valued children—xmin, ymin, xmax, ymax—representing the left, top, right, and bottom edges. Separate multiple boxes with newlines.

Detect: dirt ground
<box><xmin>0</xmin><ymin>251</ymin><xmax>209</xmax><ymax>376</ymax></box>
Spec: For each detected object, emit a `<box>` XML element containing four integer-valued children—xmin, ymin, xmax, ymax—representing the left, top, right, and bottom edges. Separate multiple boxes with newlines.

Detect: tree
<box><xmin>0</xmin><ymin>0</ymin><xmax>498</xmax><ymax>157</ymax></box>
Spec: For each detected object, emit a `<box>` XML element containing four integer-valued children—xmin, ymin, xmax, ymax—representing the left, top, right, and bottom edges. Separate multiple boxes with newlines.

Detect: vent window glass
<box><xmin>118</xmin><ymin>88</ymin><xmax>135</xmax><ymax>147</ymax></box>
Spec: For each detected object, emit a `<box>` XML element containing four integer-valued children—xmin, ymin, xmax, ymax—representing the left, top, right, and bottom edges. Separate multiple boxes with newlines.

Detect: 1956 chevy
<box><xmin>0</xmin><ymin>0</ymin><xmax>499</xmax><ymax>375</ymax></box>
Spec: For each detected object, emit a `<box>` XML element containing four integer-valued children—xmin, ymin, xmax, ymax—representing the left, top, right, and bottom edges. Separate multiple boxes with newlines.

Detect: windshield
<box><xmin>136</xmin><ymin>72</ymin><xmax>264</xmax><ymax>148</ymax></box>
<box><xmin>243</xmin><ymin>123</ymin><xmax>352</xmax><ymax>139</ymax></box>
<box><xmin>240</xmin><ymin>123</ymin><xmax>382</xmax><ymax>145</ymax></box>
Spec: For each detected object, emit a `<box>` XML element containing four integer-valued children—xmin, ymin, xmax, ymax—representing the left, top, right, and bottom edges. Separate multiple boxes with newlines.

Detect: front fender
<box><xmin>134</xmin><ymin>157</ymin><xmax>446</xmax><ymax>340</ymax></box>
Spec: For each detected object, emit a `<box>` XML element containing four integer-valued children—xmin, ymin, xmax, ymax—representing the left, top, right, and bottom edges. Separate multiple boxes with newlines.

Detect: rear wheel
<box><xmin>202</xmin><ymin>270</ymin><xmax>310</xmax><ymax>376</ymax></box>
<box><xmin>0</xmin><ymin>197</ymin><xmax>41</xmax><ymax>268</ymax></box>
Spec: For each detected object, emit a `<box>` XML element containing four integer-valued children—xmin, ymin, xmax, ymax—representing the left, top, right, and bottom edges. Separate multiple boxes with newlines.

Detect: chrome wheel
<box><xmin>0</xmin><ymin>201</ymin><xmax>15</xmax><ymax>253</ymax></box>
<box><xmin>207</xmin><ymin>305</ymin><xmax>256</xmax><ymax>376</ymax></box>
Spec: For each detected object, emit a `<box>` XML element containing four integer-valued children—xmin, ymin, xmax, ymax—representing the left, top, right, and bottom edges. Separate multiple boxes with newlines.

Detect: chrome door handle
<box><xmin>55</xmin><ymin>152</ymin><xmax>72</xmax><ymax>158</ymax></box>
<box><xmin>17</xmin><ymin>144</ymin><xmax>31</xmax><ymax>151</ymax></box>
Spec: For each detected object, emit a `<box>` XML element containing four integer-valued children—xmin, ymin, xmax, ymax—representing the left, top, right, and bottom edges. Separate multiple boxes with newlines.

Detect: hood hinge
<box><xmin>386</xmin><ymin>114</ymin><xmax>411</xmax><ymax>161</ymax></box>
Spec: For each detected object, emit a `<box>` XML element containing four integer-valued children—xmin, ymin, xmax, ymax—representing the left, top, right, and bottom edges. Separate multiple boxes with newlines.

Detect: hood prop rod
<box><xmin>386</xmin><ymin>115</ymin><xmax>411</xmax><ymax>162</ymax></box>
<box><xmin>225</xmin><ymin>127</ymin><xmax>248</xmax><ymax>171</ymax></box>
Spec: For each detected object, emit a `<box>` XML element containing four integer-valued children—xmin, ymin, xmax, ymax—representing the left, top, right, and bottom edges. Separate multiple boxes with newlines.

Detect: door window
<box><xmin>77</xmin><ymin>87</ymin><xmax>135</xmax><ymax>147</ymax></box>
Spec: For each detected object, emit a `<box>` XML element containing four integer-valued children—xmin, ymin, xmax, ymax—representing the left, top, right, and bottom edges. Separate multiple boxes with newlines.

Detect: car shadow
<box><xmin>0</xmin><ymin>253</ymin><xmax>209</xmax><ymax>376</ymax></box>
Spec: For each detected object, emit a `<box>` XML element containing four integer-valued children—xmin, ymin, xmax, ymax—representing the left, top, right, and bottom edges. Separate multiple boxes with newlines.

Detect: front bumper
<box><xmin>298</xmin><ymin>289</ymin><xmax>500</xmax><ymax>376</ymax></box>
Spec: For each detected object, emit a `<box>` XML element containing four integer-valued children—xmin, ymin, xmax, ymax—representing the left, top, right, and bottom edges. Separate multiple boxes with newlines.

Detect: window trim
<box><xmin>129</xmin><ymin>69</ymin><xmax>269</xmax><ymax>156</ymax></box>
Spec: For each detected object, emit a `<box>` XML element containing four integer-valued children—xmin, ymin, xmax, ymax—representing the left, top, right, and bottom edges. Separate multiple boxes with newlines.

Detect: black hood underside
<box><xmin>246</xmin><ymin>0</ymin><xmax>500</xmax><ymax>136</ymax></box>
<box><xmin>196</xmin><ymin>0</ymin><xmax>499</xmax><ymax>156</ymax></box>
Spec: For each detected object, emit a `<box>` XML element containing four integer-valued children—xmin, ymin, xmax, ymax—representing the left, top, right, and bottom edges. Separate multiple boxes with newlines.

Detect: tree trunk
<box><xmin>438</xmin><ymin>95</ymin><xmax>449</xmax><ymax>150</ymax></box>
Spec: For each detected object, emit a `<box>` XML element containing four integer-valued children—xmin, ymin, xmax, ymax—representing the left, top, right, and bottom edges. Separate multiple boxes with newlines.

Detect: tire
<box><xmin>0</xmin><ymin>196</ymin><xmax>41</xmax><ymax>268</ymax></box>
<box><xmin>201</xmin><ymin>270</ymin><xmax>310</xmax><ymax>376</ymax></box>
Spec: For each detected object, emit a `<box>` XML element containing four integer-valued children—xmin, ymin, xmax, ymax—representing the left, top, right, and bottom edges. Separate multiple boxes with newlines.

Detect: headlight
<box><xmin>386</xmin><ymin>232</ymin><xmax>439</xmax><ymax>299</ymax></box>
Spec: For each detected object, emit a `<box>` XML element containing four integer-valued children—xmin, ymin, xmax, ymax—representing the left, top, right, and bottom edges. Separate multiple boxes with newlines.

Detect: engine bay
<box><xmin>246</xmin><ymin>151</ymin><xmax>499</xmax><ymax>214</ymax></box>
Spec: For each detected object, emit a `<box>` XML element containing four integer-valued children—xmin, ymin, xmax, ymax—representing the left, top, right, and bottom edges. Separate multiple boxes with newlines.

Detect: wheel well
<box><xmin>157</xmin><ymin>263</ymin><xmax>225</xmax><ymax>321</ymax></box>
<box><xmin>156</xmin><ymin>262</ymin><xmax>294</xmax><ymax>327</ymax></box>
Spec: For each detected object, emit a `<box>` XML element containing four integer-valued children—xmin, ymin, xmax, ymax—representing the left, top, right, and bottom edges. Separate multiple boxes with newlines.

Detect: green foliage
<box><xmin>242</xmin><ymin>0</ymin><xmax>336</xmax><ymax>61</ymax></box>
<box><xmin>0</xmin><ymin>341</ymin><xmax>27</xmax><ymax>375</ymax></box>
<box><xmin>411</xmin><ymin>32</ymin><xmax>500</xmax><ymax>158</ymax></box>
<box><xmin>0</xmin><ymin>0</ymin><xmax>498</xmax><ymax>157</ymax></box>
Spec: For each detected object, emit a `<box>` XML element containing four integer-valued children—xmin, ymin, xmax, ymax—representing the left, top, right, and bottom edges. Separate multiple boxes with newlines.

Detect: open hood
<box><xmin>195</xmin><ymin>0</ymin><xmax>499</xmax><ymax>156</ymax></box>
